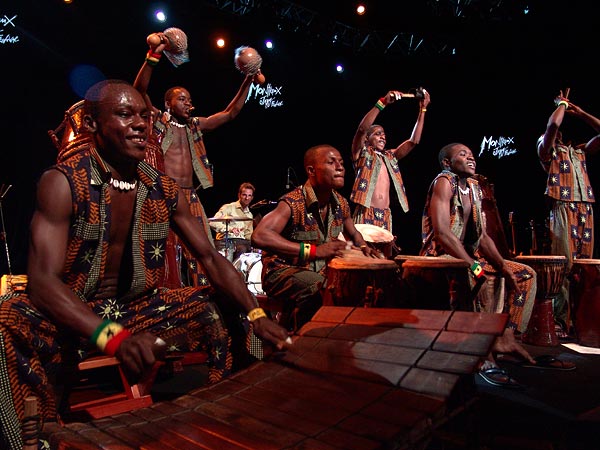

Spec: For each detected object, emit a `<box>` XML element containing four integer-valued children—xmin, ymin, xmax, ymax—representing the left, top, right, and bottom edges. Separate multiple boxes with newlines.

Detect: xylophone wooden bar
<box><xmin>46</xmin><ymin>306</ymin><xmax>507</xmax><ymax>449</ymax></box>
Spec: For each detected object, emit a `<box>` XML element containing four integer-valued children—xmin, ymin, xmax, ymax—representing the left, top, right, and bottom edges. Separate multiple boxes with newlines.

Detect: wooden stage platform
<box><xmin>45</xmin><ymin>306</ymin><xmax>507</xmax><ymax>449</ymax></box>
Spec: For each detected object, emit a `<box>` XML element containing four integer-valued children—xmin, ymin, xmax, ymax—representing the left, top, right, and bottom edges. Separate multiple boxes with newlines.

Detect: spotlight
<box><xmin>336</xmin><ymin>64</ymin><xmax>344</xmax><ymax>73</ymax></box>
<box><xmin>265</xmin><ymin>40</ymin><xmax>274</xmax><ymax>50</ymax></box>
<box><xmin>155</xmin><ymin>10</ymin><xmax>166</xmax><ymax>22</ymax></box>
<box><xmin>356</xmin><ymin>4</ymin><xmax>366</xmax><ymax>15</ymax></box>
<box><xmin>216</xmin><ymin>38</ymin><xmax>226</xmax><ymax>48</ymax></box>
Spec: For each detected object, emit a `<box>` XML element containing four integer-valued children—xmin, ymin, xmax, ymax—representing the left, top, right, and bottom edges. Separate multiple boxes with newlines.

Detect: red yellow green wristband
<box><xmin>470</xmin><ymin>261</ymin><xmax>484</xmax><ymax>278</ymax></box>
<box><xmin>91</xmin><ymin>320</ymin><xmax>129</xmax><ymax>354</ymax></box>
<box><xmin>375</xmin><ymin>99</ymin><xmax>386</xmax><ymax>111</ymax></box>
<box><xmin>104</xmin><ymin>329</ymin><xmax>132</xmax><ymax>356</ymax></box>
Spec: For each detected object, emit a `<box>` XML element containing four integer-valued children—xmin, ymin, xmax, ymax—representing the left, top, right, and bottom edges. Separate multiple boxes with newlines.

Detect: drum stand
<box><xmin>0</xmin><ymin>184</ymin><xmax>13</xmax><ymax>276</ymax></box>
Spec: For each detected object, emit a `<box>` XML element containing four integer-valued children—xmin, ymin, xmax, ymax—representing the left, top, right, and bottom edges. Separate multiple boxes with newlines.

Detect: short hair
<box><xmin>366</xmin><ymin>124</ymin><xmax>383</xmax><ymax>139</ymax></box>
<box><xmin>304</xmin><ymin>144</ymin><xmax>336</xmax><ymax>167</ymax></box>
<box><xmin>438</xmin><ymin>142</ymin><xmax>462</xmax><ymax>169</ymax></box>
<box><xmin>84</xmin><ymin>79</ymin><xmax>131</xmax><ymax>119</ymax></box>
<box><xmin>238</xmin><ymin>182</ymin><xmax>255</xmax><ymax>194</ymax></box>
<box><xmin>164</xmin><ymin>86</ymin><xmax>186</xmax><ymax>103</ymax></box>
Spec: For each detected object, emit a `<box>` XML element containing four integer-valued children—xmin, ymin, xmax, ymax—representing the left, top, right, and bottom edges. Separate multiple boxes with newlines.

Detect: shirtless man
<box><xmin>134</xmin><ymin>34</ymin><xmax>260</xmax><ymax>288</ymax></box>
<box><xmin>0</xmin><ymin>80</ymin><xmax>289</xmax><ymax>448</ymax></box>
<box><xmin>350</xmin><ymin>88</ymin><xmax>430</xmax><ymax>232</ymax></box>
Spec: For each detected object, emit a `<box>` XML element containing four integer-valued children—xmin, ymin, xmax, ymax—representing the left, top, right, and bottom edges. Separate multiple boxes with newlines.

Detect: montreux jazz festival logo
<box><xmin>247</xmin><ymin>82</ymin><xmax>284</xmax><ymax>109</ymax></box>
<box><xmin>479</xmin><ymin>135</ymin><xmax>517</xmax><ymax>159</ymax></box>
<box><xmin>0</xmin><ymin>14</ymin><xmax>19</xmax><ymax>45</ymax></box>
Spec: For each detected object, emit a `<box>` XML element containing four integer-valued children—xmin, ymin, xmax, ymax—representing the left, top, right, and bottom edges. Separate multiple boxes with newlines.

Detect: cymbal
<box><xmin>208</xmin><ymin>215</ymin><xmax>253</xmax><ymax>223</ymax></box>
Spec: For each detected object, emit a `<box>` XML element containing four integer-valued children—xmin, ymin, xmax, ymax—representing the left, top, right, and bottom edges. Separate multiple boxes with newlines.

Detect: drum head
<box><xmin>328</xmin><ymin>253</ymin><xmax>397</xmax><ymax>270</ymax></box>
<box><xmin>354</xmin><ymin>224</ymin><xmax>394</xmax><ymax>243</ymax></box>
<box><xmin>247</xmin><ymin>260</ymin><xmax>264</xmax><ymax>295</ymax></box>
<box><xmin>233</xmin><ymin>252</ymin><xmax>263</xmax><ymax>294</ymax></box>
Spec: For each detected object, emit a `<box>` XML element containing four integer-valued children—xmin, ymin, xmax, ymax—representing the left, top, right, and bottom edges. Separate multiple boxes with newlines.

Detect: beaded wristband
<box><xmin>375</xmin><ymin>99</ymin><xmax>386</xmax><ymax>111</ymax></box>
<box><xmin>247</xmin><ymin>307</ymin><xmax>267</xmax><ymax>322</ymax></box>
<box><xmin>103</xmin><ymin>329</ymin><xmax>132</xmax><ymax>356</ymax></box>
<box><xmin>470</xmin><ymin>261</ymin><xmax>484</xmax><ymax>278</ymax></box>
<box><xmin>557</xmin><ymin>100</ymin><xmax>568</xmax><ymax>109</ymax></box>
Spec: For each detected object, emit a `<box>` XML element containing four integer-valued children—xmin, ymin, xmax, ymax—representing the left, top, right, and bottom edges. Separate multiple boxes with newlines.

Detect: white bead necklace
<box><xmin>109</xmin><ymin>178</ymin><xmax>137</xmax><ymax>192</ymax></box>
<box><xmin>169</xmin><ymin>120</ymin><xmax>187</xmax><ymax>128</ymax></box>
<box><xmin>458</xmin><ymin>185</ymin><xmax>470</xmax><ymax>195</ymax></box>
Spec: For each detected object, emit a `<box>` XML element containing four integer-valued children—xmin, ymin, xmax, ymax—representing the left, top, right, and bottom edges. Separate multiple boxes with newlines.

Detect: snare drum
<box><xmin>514</xmin><ymin>255</ymin><xmax>567</xmax><ymax>347</ymax></box>
<box><xmin>569</xmin><ymin>259</ymin><xmax>600</xmax><ymax>348</ymax></box>
<box><xmin>323</xmin><ymin>251</ymin><xmax>399</xmax><ymax>307</ymax></box>
<box><xmin>233</xmin><ymin>252</ymin><xmax>264</xmax><ymax>295</ymax></box>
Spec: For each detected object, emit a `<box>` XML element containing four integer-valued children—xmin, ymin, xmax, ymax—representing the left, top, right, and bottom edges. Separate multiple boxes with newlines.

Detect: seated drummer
<box><xmin>421</xmin><ymin>142</ymin><xmax>538</xmax><ymax>385</ymax></box>
<box><xmin>251</xmin><ymin>144</ymin><xmax>380</xmax><ymax>331</ymax></box>
<box><xmin>209</xmin><ymin>182</ymin><xmax>256</xmax><ymax>261</ymax></box>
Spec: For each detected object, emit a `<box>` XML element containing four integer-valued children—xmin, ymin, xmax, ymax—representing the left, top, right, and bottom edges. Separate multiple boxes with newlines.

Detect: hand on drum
<box><xmin>319</xmin><ymin>240</ymin><xmax>384</xmax><ymax>260</ymax></box>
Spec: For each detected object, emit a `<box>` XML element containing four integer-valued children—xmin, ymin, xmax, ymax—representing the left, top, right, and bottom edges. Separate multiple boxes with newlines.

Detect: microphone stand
<box><xmin>0</xmin><ymin>184</ymin><xmax>13</xmax><ymax>276</ymax></box>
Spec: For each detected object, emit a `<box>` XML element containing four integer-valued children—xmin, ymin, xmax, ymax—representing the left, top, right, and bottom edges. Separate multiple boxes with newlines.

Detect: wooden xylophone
<box><xmin>46</xmin><ymin>306</ymin><xmax>507</xmax><ymax>449</ymax></box>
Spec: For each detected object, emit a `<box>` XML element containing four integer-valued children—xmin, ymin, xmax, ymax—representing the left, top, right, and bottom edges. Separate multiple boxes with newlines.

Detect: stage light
<box><xmin>216</xmin><ymin>38</ymin><xmax>226</xmax><ymax>48</ymax></box>
<box><xmin>265</xmin><ymin>40</ymin><xmax>273</xmax><ymax>50</ymax></box>
<box><xmin>336</xmin><ymin>64</ymin><xmax>344</xmax><ymax>73</ymax></box>
<box><xmin>64</xmin><ymin>0</ymin><xmax>73</xmax><ymax>4</ymax></box>
<box><xmin>155</xmin><ymin>10</ymin><xmax>166</xmax><ymax>22</ymax></box>
<box><xmin>356</xmin><ymin>4</ymin><xmax>366</xmax><ymax>15</ymax></box>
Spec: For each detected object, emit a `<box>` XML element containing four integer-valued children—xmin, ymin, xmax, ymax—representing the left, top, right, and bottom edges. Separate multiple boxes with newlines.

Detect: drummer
<box><xmin>421</xmin><ymin>142</ymin><xmax>538</xmax><ymax>385</ymax></box>
<box><xmin>252</xmin><ymin>144</ymin><xmax>380</xmax><ymax>332</ymax></box>
<box><xmin>210</xmin><ymin>182</ymin><xmax>256</xmax><ymax>261</ymax></box>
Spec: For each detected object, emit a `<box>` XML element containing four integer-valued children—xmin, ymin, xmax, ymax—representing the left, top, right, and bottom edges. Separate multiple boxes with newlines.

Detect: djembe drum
<box><xmin>569</xmin><ymin>259</ymin><xmax>600</xmax><ymax>348</ymax></box>
<box><xmin>395</xmin><ymin>256</ymin><xmax>472</xmax><ymax>311</ymax></box>
<box><xmin>354</xmin><ymin>224</ymin><xmax>396</xmax><ymax>259</ymax></box>
<box><xmin>514</xmin><ymin>255</ymin><xmax>567</xmax><ymax>346</ymax></box>
<box><xmin>323</xmin><ymin>250</ymin><xmax>399</xmax><ymax>307</ymax></box>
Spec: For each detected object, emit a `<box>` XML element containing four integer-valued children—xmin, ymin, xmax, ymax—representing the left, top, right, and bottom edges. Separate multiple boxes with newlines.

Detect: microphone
<box><xmin>286</xmin><ymin>167</ymin><xmax>291</xmax><ymax>190</ymax></box>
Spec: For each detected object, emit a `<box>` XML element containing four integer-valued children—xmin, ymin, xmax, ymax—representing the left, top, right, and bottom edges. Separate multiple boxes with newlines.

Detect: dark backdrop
<box><xmin>1</xmin><ymin>0</ymin><xmax>599</xmax><ymax>275</ymax></box>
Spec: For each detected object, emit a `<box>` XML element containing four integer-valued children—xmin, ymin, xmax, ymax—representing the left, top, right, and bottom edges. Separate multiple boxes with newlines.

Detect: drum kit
<box><xmin>207</xmin><ymin>215</ymin><xmax>253</xmax><ymax>262</ymax></box>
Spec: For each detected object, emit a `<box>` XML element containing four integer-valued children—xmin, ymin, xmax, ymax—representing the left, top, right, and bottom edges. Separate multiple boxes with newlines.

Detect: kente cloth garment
<box><xmin>260</xmin><ymin>180</ymin><xmax>352</xmax><ymax>329</ymax></box>
<box><xmin>541</xmin><ymin>142</ymin><xmax>595</xmax><ymax>262</ymax></box>
<box><xmin>209</xmin><ymin>200</ymin><xmax>254</xmax><ymax>240</ymax></box>
<box><xmin>420</xmin><ymin>170</ymin><xmax>536</xmax><ymax>332</ymax></box>
<box><xmin>352</xmin><ymin>204</ymin><xmax>392</xmax><ymax>232</ymax></box>
<box><xmin>0</xmin><ymin>149</ymin><xmax>231</xmax><ymax>450</ymax></box>
<box><xmin>350</xmin><ymin>145</ymin><xmax>409</xmax><ymax>215</ymax></box>
<box><xmin>153</xmin><ymin>112</ymin><xmax>214</xmax><ymax>189</ymax></box>
<box><xmin>540</xmin><ymin>143</ymin><xmax>595</xmax><ymax>323</ymax></box>
<box><xmin>162</xmin><ymin>187</ymin><xmax>213</xmax><ymax>290</ymax></box>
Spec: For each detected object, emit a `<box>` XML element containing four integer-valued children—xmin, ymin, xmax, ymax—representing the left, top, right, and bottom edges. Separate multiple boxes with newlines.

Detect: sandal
<box><xmin>497</xmin><ymin>354</ymin><xmax>577</xmax><ymax>371</ymax></box>
<box><xmin>478</xmin><ymin>367</ymin><xmax>523</xmax><ymax>388</ymax></box>
<box><xmin>521</xmin><ymin>354</ymin><xmax>577</xmax><ymax>371</ymax></box>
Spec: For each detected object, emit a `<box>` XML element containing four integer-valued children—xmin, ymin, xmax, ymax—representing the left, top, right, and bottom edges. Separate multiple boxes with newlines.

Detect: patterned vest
<box><xmin>350</xmin><ymin>146</ymin><xmax>409</xmax><ymax>212</ymax></box>
<box><xmin>55</xmin><ymin>149</ymin><xmax>179</xmax><ymax>301</ymax></box>
<box><xmin>262</xmin><ymin>180</ymin><xmax>351</xmax><ymax>275</ymax></box>
<box><xmin>421</xmin><ymin>170</ymin><xmax>483</xmax><ymax>257</ymax></box>
<box><xmin>153</xmin><ymin>112</ymin><xmax>214</xmax><ymax>189</ymax></box>
<box><xmin>541</xmin><ymin>144</ymin><xmax>595</xmax><ymax>202</ymax></box>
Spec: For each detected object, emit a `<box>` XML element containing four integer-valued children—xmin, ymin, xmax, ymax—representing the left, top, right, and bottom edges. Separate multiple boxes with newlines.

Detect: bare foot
<box><xmin>492</xmin><ymin>328</ymin><xmax>535</xmax><ymax>364</ymax></box>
